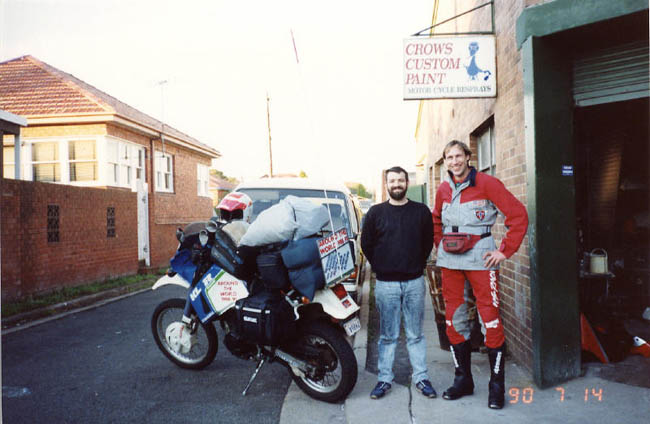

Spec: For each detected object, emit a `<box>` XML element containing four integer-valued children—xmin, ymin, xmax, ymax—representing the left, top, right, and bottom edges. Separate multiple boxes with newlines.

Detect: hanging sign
<box><xmin>403</xmin><ymin>35</ymin><xmax>497</xmax><ymax>100</ymax></box>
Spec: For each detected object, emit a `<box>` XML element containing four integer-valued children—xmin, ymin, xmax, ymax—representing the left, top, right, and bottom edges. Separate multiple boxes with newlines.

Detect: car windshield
<box><xmin>237</xmin><ymin>188</ymin><xmax>353</xmax><ymax>235</ymax></box>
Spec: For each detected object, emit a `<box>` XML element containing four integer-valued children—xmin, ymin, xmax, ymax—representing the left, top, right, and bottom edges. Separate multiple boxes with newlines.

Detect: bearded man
<box><xmin>361</xmin><ymin>166</ymin><xmax>436</xmax><ymax>400</ymax></box>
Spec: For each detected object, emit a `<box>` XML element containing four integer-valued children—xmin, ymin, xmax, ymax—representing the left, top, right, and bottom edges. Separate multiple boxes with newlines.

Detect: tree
<box><xmin>210</xmin><ymin>169</ymin><xmax>238</xmax><ymax>183</ymax></box>
<box><xmin>350</xmin><ymin>183</ymin><xmax>371</xmax><ymax>198</ymax></box>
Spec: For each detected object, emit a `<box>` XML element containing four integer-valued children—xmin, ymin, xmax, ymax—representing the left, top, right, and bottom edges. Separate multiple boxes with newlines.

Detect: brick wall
<box><xmin>147</xmin><ymin>138</ymin><xmax>214</xmax><ymax>267</ymax></box>
<box><xmin>417</xmin><ymin>0</ymin><xmax>545</xmax><ymax>373</ymax></box>
<box><xmin>1</xmin><ymin>179</ymin><xmax>138</xmax><ymax>301</ymax></box>
<box><xmin>2</xmin><ymin>119</ymin><xmax>217</xmax><ymax>297</ymax></box>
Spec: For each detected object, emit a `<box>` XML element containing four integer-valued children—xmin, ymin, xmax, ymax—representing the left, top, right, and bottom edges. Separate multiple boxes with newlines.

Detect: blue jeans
<box><xmin>375</xmin><ymin>276</ymin><xmax>429</xmax><ymax>385</ymax></box>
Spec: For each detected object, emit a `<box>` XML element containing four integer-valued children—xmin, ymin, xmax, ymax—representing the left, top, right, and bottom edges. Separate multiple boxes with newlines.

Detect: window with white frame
<box><xmin>136</xmin><ymin>148</ymin><xmax>145</xmax><ymax>181</ymax></box>
<box><xmin>107</xmin><ymin>139</ymin><xmax>120</xmax><ymax>185</ymax></box>
<box><xmin>3</xmin><ymin>136</ymin><xmax>15</xmax><ymax>179</ymax></box>
<box><xmin>10</xmin><ymin>137</ymin><xmax>146</xmax><ymax>187</ymax></box>
<box><xmin>68</xmin><ymin>140</ymin><xmax>97</xmax><ymax>182</ymax></box>
<box><xmin>120</xmin><ymin>143</ymin><xmax>132</xmax><ymax>187</ymax></box>
<box><xmin>155</xmin><ymin>151</ymin><xmax>174</xmax><ymax>192</ymax></box>
<box><xmin>32</xmin><ymin>141</ymin><xmax>61</xmax><ymax>182</ymax></box>
<box><xmin>477</xmin><ymin>125</ymin><xmax>496</xmax><ymax>176</ymax></box>
<box><xmin>197</xmin><ymin>164</ymin><xmax>210</xmax><ymax>197</ymax></box>
<box><xmin>106</xmin><ymin>139</ymin><xmax>145</xmax><ymax>189</ymax></box>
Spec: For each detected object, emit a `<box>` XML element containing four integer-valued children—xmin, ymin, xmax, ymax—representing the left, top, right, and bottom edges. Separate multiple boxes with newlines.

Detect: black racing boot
<box><xmin>442</xmin><ymin>341</ymin><xmax>474</xmax><ymax>400</ymax></box>
<box><xmin>487</xmin><ymin>345</ymin><xmax>505</xmax><ymax>409</ymax></box>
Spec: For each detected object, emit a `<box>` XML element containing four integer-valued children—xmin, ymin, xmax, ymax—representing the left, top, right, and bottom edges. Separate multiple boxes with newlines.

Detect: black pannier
<box><xmin>254</xmin><ymin>241</ymin><xmax>291</xmax><ymax>290</ymax></box>
<box><xmin>256</xmin><ymin>251</ymin><xmax>291</xmax><ymax>290</ymax></box>
<box><xmin>177</xmin><ymin>220</ymin><xmax>249</xmax><ymax>279</ymax></box>
<box><xmin>234</xmin><ymin>290</ymin><xmax>296</xmax><ymax>346</ymax></box>
<box><xmin>211</xmin><ymin>226</ymin><xmax>249</xmax><ymax>279</ymax></box>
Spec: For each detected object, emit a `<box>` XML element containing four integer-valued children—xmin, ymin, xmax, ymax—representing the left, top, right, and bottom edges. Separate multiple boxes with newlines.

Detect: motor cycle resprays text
<box><xmin>150</xmin><ymin>206</ymin><xmax>360</xmax><ymax>403</ymax></box>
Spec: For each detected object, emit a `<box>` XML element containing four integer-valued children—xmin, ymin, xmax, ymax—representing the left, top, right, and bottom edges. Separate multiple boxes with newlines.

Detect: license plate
<box><xmin>343</xmin><ymin>317</ymin><xmax>361</xmax><ymax>336</ymax></box>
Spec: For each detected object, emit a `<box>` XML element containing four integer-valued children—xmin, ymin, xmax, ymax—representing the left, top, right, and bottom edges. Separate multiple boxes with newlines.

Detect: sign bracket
<box><xmin>411</xmin><ymin>1</ymin><xmax>494</xmax><ymax>37</ymax></box>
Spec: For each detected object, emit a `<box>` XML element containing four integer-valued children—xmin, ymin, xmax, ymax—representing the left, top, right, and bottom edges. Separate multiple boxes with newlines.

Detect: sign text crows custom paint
<box><xmin>403</xmin><ymin>35</ymin><xmax>496</xmax><ymax>100</ymax></box>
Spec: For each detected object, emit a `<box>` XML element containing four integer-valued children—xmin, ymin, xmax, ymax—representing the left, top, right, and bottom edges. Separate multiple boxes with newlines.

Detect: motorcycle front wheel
<box><xmin>151</xmin><ymin>298</ymin><xmax>218</xmax><ymax>370</ymax></box>
<box><xmin>289</xmin><ymin>320</ymin><xmax>358</xmax><ymax>403</ymax></box>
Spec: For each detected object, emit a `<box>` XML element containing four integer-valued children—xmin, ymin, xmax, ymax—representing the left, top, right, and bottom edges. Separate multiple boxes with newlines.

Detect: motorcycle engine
<box><xmin>224</xmin><ymin>332</ymin><xmax>257</xmax><ymax>360</ymax></box>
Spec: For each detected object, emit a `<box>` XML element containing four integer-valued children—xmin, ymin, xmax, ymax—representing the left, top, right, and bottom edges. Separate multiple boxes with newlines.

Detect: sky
<box><xmin>0</xmin><ymin>0</ymin><xmax>436</xmax><ymax>194</ymax></box>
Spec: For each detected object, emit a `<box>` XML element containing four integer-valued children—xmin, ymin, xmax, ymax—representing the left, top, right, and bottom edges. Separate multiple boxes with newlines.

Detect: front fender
<box><xmin>312</xmin><ymin>287</ymin><xmax>360</xmax><ymax>320</ymax></box>
<box><xmin>152</xmin><ymin>273</ymin><xmax>191</xmax><ymax>290</ymax></box>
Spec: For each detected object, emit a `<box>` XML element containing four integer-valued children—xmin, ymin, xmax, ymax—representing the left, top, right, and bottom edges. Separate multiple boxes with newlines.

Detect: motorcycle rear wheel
<box><xmin>289</xmin><ymin>321</ymin><xmax>358</xmax><ymax>403</ymax></box>
<box><xmin>151</xmin><ymin>298</ymin><xmax>218</xmax><ymax>369</ymax></box>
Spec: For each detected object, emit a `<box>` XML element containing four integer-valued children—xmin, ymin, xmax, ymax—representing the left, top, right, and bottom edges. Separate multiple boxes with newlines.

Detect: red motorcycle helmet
<box><xmin>217</xmin><ymin>192</ymin><xmax>253</xmax><ymax>223</ymax></box>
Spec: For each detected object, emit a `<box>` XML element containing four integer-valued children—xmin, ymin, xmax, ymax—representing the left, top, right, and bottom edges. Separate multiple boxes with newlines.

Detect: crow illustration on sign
<box><xmin>464</xmin><ymin>41</ymin><xmax>492</xmax><ymax>81</ymax></box>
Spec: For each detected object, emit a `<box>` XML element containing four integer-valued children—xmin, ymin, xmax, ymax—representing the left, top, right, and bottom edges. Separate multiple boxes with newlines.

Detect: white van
<box><xmin>234</xmin><ymin>177</ymin><xmax>364</xmax><ymax>299</ymax></box>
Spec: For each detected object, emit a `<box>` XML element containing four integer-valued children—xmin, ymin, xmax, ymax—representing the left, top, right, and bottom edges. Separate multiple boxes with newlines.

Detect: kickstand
<box><xmin>242</xmin><ymin>358</ymin><xmax>266</xmax><ymax>396</ymax></box>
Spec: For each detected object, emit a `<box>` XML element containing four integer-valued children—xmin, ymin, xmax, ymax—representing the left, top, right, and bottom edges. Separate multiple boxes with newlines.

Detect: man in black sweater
<box><xmin>361</xmin><ymin>166</ymin><xmax>436</xmax><ymax>400</ymax></box>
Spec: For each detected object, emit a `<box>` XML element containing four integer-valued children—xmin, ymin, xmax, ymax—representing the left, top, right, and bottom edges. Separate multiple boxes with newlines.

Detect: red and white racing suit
<box><xmin>432</xmin><ymin>167</ymin><xmax>528</xmax><ymax>348</ymax></box>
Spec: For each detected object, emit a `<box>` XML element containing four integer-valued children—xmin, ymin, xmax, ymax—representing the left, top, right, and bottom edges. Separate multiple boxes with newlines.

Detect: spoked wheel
<box><xmin>289</xmin><ymin>321</ymin><xmax>358</xmax><ymax>403</ymax></box>
<box><xmin>151</xmin><ymin>298</ymin><xmax>218</xmax><ymax>369</ymax></box>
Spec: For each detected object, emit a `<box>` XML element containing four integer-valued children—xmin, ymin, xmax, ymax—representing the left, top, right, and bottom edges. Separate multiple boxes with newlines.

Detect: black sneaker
<box><xmin>416</xmin><ymin>379</ymin><xmax>437</xmax><ymax>398</ymax></box>
<box><xmin>370</xmin><ymin>382</ymin><xmax>392</xmax><ymax>399</ymax></box>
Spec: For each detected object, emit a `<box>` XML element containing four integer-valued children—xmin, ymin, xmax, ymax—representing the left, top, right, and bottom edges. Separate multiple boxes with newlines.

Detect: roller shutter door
<box><xmin>573</xmin><ymin>40</ymin><xmax>649</xmax><ymax>107</ymax></box>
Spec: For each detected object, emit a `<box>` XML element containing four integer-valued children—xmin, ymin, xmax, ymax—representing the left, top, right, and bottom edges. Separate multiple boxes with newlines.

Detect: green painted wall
<box><xmin>516</xmin><ymin>0</ymin><xmax>648</xmax><ymax>48</ymax></box>
<box><xmin>522</xmin><ymin>36</ymin><xmax>581</xmax><ymax>388</ymax></box>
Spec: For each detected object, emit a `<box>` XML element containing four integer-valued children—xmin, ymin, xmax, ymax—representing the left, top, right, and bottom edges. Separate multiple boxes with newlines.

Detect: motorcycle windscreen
<box><xmin>188</xmin><ymin>265</ymin><xmax>249</xmax><ymax>323</ymax></box>
<box><xmin>170</xmin><ymin>248</ymin><xmax>197</xmax><ymax>284</ymax></box>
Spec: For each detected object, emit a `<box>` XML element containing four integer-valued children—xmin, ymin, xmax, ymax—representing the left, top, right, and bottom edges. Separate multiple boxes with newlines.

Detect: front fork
<box><xmin>181</xmin><ymin>261</ymin><xmax>212</xmax><ymax>331</ymax></box>
<box><xmin>182</xmin><ymin>299</ymin><xmax>194</xmax><ymax>326</ymax></box>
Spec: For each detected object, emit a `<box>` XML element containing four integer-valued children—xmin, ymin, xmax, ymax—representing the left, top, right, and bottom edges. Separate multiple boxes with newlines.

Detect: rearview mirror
<box><xmin>206</xmin><ymin>220</ymin><xmax>218</xmax><ymax>233</ymax></box>
<box><xmin>199</xmin><ymin>230</ymin><xmax>209</xmax><ymax>247</ymax></box>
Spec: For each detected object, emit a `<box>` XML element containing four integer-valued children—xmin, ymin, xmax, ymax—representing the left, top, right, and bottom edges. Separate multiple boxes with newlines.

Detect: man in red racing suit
<box><xmin>432</xmin><ymin>140</ymin><xmax>528</xmax><ymax>409</ymax></box>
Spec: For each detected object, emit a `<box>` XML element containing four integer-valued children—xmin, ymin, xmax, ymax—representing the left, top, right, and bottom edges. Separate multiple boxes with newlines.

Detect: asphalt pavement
<box><xmin>4</xmin><ymin>268</ymin><xmax>650</xmax><ymax>424</ymax></box>
<box><xmin>1</xmin><ymin>284</ymin><xmax>291</xmax><ymax>424</ymax></box>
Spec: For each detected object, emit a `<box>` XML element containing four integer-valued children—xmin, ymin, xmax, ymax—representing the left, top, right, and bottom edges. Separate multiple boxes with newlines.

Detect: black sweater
<box><xmin>360</xmin><ymin>200</ymin><xmax>433</xmax><ymax>281</ymax></box>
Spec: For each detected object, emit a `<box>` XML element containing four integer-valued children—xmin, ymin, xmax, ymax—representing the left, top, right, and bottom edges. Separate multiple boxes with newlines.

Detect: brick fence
<box><xmin>1</xmin><ymin>179</ymin><xmax>139</xmax><ymax>300</ymax></box>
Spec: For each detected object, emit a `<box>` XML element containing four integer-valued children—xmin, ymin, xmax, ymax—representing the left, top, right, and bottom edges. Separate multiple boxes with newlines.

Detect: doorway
<box><xmin>574</xmin><ymin>97</ymin><xmax>650</xmax><ymax>387</ymax></box>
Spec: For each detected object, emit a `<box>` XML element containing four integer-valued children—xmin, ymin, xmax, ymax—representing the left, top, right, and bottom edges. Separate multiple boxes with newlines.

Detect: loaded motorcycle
<box><xmin>150</xmin><ymin>212</ymin><xmax>361</xmax><ymax>403</ymax></box>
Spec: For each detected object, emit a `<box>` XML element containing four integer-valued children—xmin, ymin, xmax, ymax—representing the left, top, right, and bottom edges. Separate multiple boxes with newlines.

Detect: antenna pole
<box><xmin>158</xmin><ymin>80</ymin><xmax>168</xmax><ymax>154</ymax></box>
<box><xmin>266</xmin><ymin>93</ymin><xmax>273</xmax><ymax>177</ymax></box>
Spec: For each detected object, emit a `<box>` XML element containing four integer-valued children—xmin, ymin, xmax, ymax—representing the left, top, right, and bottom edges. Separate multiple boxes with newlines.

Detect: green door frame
<box><xmin>516</xmin><ymin>0</ymin><xmax>649</xmax><ymax>388</ymax></box>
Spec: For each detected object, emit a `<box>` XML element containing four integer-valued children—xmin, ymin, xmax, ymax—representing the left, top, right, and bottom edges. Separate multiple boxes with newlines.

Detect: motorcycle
<box><xmin>150</xmin><ymin>218</ymin><xmax>360</xmax><ymax>403</ymax></box>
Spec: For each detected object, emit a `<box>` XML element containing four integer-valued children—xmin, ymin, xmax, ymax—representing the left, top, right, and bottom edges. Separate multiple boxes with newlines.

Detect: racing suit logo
<box><xmin>476</xmin><ymin>210</ymin><xmax>486</xmax><ymax>221</ymax></box>
<box><xmin>489</xmin><ymin>271</ymin><xmax>499</xmax><ymax>308</ymax></box>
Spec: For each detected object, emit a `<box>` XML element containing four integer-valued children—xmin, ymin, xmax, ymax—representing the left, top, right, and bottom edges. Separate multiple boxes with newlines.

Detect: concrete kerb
<box><xmin>1</xmin><ymin>285</ymin><xmax>152</xmax><ymax>336</ymax></box>
<box><xmin>352</xmin><ymin>264</ymin><xmax>372</xmax><ymax>369</ymax></box>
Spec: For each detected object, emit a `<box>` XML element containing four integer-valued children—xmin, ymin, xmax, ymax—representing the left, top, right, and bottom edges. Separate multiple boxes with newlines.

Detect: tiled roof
<box><xmin>0</xmin><ymin>55</ymin><xmax>219</xmax><ymax>157</ymax></box>
<box><xmin>210</xmin><ymin>175</ymin><xmax>237</xmax><ymax>191</ymax></box>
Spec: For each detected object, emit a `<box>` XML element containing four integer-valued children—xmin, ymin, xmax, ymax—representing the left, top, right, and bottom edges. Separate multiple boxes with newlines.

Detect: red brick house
<box><xmin>0</xmin><ymin>55</ymin><xmax>220</xmax><ymax>300</ymax></box>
